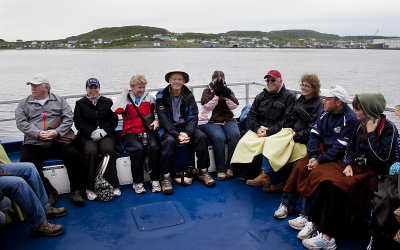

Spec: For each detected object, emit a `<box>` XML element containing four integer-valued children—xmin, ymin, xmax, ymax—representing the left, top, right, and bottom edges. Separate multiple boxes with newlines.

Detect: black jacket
<box><xmin>285</xmin><ymin>95</ymin><xmax>323</xmax><ymax>144</ymax></box>
<box><xmin>73</xmin><ymin>96</ymin><xmax>118</xmax><ymax>139</ymax></box>
<box><xmin>156</xmin><ymin>85</ymin><xmax>198</xmax><ymax>138</ymax></box>
<box><xmin>247</xmin><ymin>85</ymin><xmax>296</xmax><ymax>135</ymax></box>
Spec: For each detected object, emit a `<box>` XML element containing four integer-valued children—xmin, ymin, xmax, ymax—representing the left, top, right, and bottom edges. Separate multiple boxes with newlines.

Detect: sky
<box><xmin>1</xmin><ymin>0</ymin><xmax>400</xmax><ymax>42</ymax></box>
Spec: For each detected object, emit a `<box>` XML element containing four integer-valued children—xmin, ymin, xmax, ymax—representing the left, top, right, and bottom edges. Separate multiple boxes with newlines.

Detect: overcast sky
<box><xmin>1</xmin><ymin>0</ymin><xmax>399</xmax><ymax>42</ymax></box>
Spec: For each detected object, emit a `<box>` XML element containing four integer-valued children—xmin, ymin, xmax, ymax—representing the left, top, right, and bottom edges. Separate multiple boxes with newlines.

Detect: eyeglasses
<box><xmin>265</xmin><ymin>79</ymin><xmax>277</xmax><ymax>83</ymax></box>
<box><xmin>300</xmin><ymin>83</ymin><xmax>314</xmax><ymax>89</ymax></box>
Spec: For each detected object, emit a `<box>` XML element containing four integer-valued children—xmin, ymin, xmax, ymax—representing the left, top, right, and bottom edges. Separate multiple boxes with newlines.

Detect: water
<box><xmin>1</xmin><ymin>48</ymin><xmax>400</xmax><ymax>139</ymax></box>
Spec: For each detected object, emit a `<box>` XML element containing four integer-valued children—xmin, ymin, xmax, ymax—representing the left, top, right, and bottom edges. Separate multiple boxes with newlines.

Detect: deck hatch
<box><xmin>131</xmin><ymin>201</ymin><xmax>185</xmax><ymax>231</ymax></box>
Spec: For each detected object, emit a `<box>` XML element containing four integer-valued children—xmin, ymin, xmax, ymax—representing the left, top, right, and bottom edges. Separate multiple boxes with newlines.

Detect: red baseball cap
<box><xmin>264</xmin><ymin>70</ymin><xmax>282</xmax><ymax>79</ymax></box>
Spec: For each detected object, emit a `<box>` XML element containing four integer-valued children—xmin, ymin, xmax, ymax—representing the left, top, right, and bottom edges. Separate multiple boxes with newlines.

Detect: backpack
<box><xmin>94</xmin><ymin>155</ymin><xmax>114</xmax><ymax>202</ymax></box>
<box><xmin>238</xmin><ymin>104</ymin><xmax>251</xmax><ymax>136</ymax></box>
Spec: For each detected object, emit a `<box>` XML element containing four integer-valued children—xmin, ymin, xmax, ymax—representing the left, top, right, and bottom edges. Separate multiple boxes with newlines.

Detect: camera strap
<box><xmin>127</xmin><ymin>93</ymin><xmax>152</xmax><ymax>134</ymax></box>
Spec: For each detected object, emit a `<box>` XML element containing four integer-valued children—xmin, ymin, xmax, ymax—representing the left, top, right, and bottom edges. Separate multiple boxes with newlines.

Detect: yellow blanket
<box><xmin>231</xmin><ymin>128</ymin><xmax>307</xmax><ymax>172</ymax></box>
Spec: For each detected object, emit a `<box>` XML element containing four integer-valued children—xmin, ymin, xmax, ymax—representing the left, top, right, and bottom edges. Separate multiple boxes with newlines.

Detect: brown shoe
<box><xmin>246</xmin><ymin>171</ymin><xmax>271</xmax><ymax>186</ymax></box>
<box><xmin>162</xmin><ymin>174</ymin><xmax>174</xmax><ymax>195</ymax></box>
<box><xmin>69</xmin><ymin>190</ymin><xmax>85</xmax><ymax>206</ymax></box>
<box><xmin>198</xmin><ymin>169</ymin><xmax>216</xmax><ymax>187</ymax></box>
<box><xmin>45</xmin><ymin>206</ymin><xmax>68</xmax><ymax>218</ymax></box>
<box><xmin>48</xmin><ymin>190</ymin><xmax>58</xmax><ymax>206</ymax></box>
<box><xmin>31</xmin><ymin>219</ymin><xmax>64</xmax><ymax>237</ymax></box>
<box><xmin>262</xmin><ymin>182</ymin><xmax>284</xmax><ymax>193</ymax></box>
<box><xmin>226</xmin><ymin>169</ymin><xmax>234</xmax><ymax>179</ymax></box>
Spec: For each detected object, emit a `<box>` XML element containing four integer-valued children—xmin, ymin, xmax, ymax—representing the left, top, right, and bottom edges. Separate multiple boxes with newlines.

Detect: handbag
<box><xmin>47</xmin><ymin>116</ymin><xmax>76</xmax><ymax>146</ymax></box>
<box><xmin>94</xmin><ymin>154</ymin><xmax>114</xmax><ymax>202</ymax></box>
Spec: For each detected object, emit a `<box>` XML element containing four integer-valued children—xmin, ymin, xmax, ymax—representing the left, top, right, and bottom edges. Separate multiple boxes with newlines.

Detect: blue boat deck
<box><xmin>1</xmin><ymin>175</ymin><xmax>369</xmax><ymax>250</ymax></box>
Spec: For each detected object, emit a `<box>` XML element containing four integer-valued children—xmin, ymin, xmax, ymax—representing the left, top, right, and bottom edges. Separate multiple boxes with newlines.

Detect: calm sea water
<box><xmin>1</xmin><ymin>48</ymin><xmax>400</xmax><ymax>139</ymax></box>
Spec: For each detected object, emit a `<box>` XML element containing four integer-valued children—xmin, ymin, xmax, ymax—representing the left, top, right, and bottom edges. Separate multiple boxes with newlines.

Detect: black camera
<box><xmin>355</xmin><ymin>154</ymin><xmax>367</xmax><ymax>169</ymax></box>
<box><xmin>138</xmin><ymin>133</ymin><xmax>149</xmax><ymax>147</ymax></box>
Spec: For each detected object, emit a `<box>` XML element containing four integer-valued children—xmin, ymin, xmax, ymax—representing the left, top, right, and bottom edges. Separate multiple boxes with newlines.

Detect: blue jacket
<box><xmin>307</xmin><ymin>104</ymin><xmax>357</xmax><ymax>164</ymax></box>
<box><xmin>156</xmin><ymin>85</ymin><xmax>198</xmax><ymax>138</ymax></box>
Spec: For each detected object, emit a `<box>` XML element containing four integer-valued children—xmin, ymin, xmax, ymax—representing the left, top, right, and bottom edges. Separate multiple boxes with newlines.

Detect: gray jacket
<box><xmin>15</xmin><ymin>93</ymin><xmax>74</xmax><ymax>147</ymax></box>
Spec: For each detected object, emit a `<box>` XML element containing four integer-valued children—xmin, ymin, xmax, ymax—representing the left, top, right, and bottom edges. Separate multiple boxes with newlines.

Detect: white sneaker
<box><xmin>288</xmin><ymin>215</ymin><xmax>309</xmax><ymax>230</ymax></box>
<box><xmin>86</xmin><ymin>189</ymin><xmax>97</xmax><ymax>201</ymax></box>
<box><xmin>274</xmin><ymin>203</ymin><xmax>289</xmax><ymax>219</ymax></box>
<box><xmin>302</xmin><ymin>232</ymin><xmax>337</xmax><ymax>250</ymax></box>
<box><xmin>151</xmin><ymin>181</ymin><xmax>161</xmax><ymax>193</ymax></box>
<box><xmin>113</xmin><ymin>188</ymin><xmax>121</xmax><ymax>197</ymax></box>
<box><xmin>133</xmin><ymin>183</ymin><xmax>146</xmax><ymax>194</ymax></box>
<box><xmin>297</xmin><ymin>221</ymin><xmax>318</xmax><ymax>240</ymax></box>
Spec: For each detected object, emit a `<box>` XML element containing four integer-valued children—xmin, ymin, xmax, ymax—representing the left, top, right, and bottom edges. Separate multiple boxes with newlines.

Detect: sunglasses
<box><xmin>265</xmin><ymin>79</ymin><xmax>277</xmax><ymax>83</ymax></box>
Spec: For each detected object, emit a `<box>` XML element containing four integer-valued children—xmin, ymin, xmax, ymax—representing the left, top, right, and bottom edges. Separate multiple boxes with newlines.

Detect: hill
<box><xmin>66</xmin><ymin>25</ymin><xmax>169</xmax><ymax>41</ymax></box>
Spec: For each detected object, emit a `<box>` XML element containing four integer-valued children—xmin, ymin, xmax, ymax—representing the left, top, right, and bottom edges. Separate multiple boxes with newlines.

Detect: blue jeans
<box><xmin>281</xmin><ymin>191</ymin><xmax>310</xmax><ymax>216</ymax></box>
<box><xmin>0</xmin><ymin>162</ymin><xmax>49</xmax><ymax>230</ymax></box>
<box><xmin>261</xmin><ymin>156</ymin><xmax>285</xmax><ymax>184</ymax></box>
<box><xmin>0</xmin><ymin>197</ymin><xmax>11</xmax><ymax>228</ymax></box>
<box><xmin>200</xmin><ymin>122</ymin><xmax>241</xmax><ymax>172</ymax></box>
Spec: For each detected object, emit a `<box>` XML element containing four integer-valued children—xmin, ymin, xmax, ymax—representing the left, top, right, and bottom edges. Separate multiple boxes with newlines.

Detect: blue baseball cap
<box><xmin>86</xmin><ymin>78</ymin><xmax>100</xmax><ymax>88</ymax></box>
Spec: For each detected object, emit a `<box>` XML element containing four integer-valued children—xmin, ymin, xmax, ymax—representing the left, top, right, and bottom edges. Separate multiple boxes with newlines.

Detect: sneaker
<box><xmin>162</xmin><ymin>174</ymin><xmax>174</xmax><ymax>195</ymax></box>
<box><xmin>217</xmin><ymin>172</ymin><xmax>226</xmax><ymax>181</ymax></box>
<box><xmin>45</xmin><ymin>206</ymin><xmax>68</xmax><ymax>218</ymax></box>
<box><xmin>31</xmin><ymin>219</ymin><xmax>64</xmax><ymax>237</ymax></box>
<box><xmin>298</xmin><ymin>221</ymin><xmax>318</xmax><ymax>240</ymax></box>
<box><xmin>288</xmin><ymin>215</ymin><xmax>309</xmax><ymax>231</ymax></box>
<box><xmin>226</xmin><ymin>169</ymin><xmax>234</xmax><ymax>179</ymax></box>
<box><xmin>133</xmin><ymin>183</ymin><xmax>146</xmax><ymax>194</ymax></box>
<box><xmin>113</xmin><ymin>188</ymin><xmax>121</xmax><ymax>197</ymax></box>
<box><xmin>69</xmin><ymin>190</ymin><xmax>85</xmax><ymax>206</ymax></box>
<box><xmin>86</xmin><ymin>189</ymin><xmax>98</xmax><ymax>201</ymax></box>
<box><xmin>48</xmin><ymin>190</ymin><xmax>58</xmax><ymax>206</ymax></box>
<box><xmin>274</xmin><ymin>203</ymin><xmax>289</xmax><ymax>219</ymax></box>
<box><xmin>262</xmin><ymin>182</ymin><xmax>284</xmax><ymax>193</ymax></box>
<box><xmin>151</xmin><ymin>180</ymin><xmax>161</xmax><ymax>193</ymax></box>
<box><xmin>198</xmin><ymin>169</ymin><xmax>216</xmax><ymax>187</ymax></box>
<box><xmin>246</xmin><ymin>171</ymin><xmax>271</xmax><ymax>186</ymax></box>
<box><xmin>302</xmin><ymin>232</ymin><xmax>337</xmax><ymax>250</ymax></box>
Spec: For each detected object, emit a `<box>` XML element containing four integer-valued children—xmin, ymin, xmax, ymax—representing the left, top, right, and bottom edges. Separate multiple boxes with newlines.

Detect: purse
<box><xmin>47</xmin><ymin>116</ymin><xmax>76</xmax><ymax>146</ymax></box>
<box><xmin>94</xmin><ymin>154</ymin><xmax>114</xmax><ymax>202</ymax></box>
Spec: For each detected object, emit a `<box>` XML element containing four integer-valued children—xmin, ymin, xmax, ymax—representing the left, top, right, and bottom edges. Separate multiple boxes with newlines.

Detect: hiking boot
<box><xmin>246</xmin><ymin>171</ymin><xmax>271</xmax><ymax>186</ymax></box>
<box><xmin>48</xmin><ymin>190</ymin><xmax>58</xmax><ymax>206</ymax></box>
<box><xmin>226</xmin><ymin>169</ymin><xmax>234</xmax><ymax>179</ymax></box>
<box><xmin>113</xmin><ymin>188</ymin><xmax>121</xmax><ymax>197</ymax></box>
<box><xmin>151</xmin><ymin>181</ymin><xmax>161</xmax><ymax>193</ymax></box>
<box><xmin>69</xmin><ymin>190</ymin><xmax>85</xmax><ymax>206</ymax></box>
<box><xmin>217</xmin><ymin>172</ymin><xmax>226</xmax><ymax>181</ymax></box>
<box><xmin>161</xmin><ymin>174</ymin><xmax>174</xmax><ymax>195</ymax></box>
<box><xmin>297</xmin><ymin>221</ymin><xmax>318</xmax><ymax>240</ymax></box>
<box><xmin>133</xmin><ymin>183</ymin><xmax>146</xmax><ymax>194</ymax></box>
<box><xmin>198</xmin><ymin>169</ymin><xmax>216</xmax><ymax>187</ymax></box>
<box><xmin>262</xmin><ymin>182</ymin><xmax>284</xmax><ymax>193</ymax></box>
<box><xmin>302</xmin><ymin>233</ymin><xmax>337</xmax><ymax>250</ymax></box>
<box><xmin>274</xmin><ymin>203</ymin><xmax>289</xmax><ymax>219</ymax></box>
<box><xmin>288</xmin><ymin>215</ymin><xmax>308</xmax><ymax>231</ymax></box>
<box><xmin>45</xmin><ymin>206</ymin><xmax>68</xmax><ymax>218</ymax></box>
<box><xmin>86</xmin><ymin>189</ymin><xmax>97</xmax><ymax>201</ymax></box>
<box><xmin>31</xmin><ymin>219</ymin><xmax>64</xmax><ymax>237</ymax></box>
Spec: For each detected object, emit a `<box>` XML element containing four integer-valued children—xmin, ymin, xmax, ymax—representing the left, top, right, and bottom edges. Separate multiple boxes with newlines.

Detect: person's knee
<box><xmin>10</xmin><ymin>177</ymin><xmax>28</xmax><ymax>192</ymax></box>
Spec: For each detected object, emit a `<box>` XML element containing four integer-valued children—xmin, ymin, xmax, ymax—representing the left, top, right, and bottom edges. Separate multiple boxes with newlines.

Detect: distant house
<box><xmin>68</xmin><ymin>40</ymin><xmax>78</xmax><ymax>44</ymax></box>
<box><xmin>384</xmin><ymin>38</ymin><xmax>400</xmax><ymax>49</ymax></box>
<box><xmin>160</xmin><ymin>41</ymin><xmax>173</xmax><ymax>46</ymax></box>
<box><xmin>153</xmin><ymin>41</ymin><xmax>161</xmax><ymax>46</ymax></box>
<box><xmin>202</xmin><ymin>41</ymin><xmax>220</xmax><ymax>48</ymax></box>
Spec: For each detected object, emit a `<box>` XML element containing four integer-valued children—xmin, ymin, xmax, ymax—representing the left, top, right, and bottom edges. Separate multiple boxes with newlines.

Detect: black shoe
<box><xmin>69</xmin><ymin>190</ymin><xmax>85</xmax><ymax>206</ymax></box>
<box><xmin>48</xmin><ymin>191</ymin><xmax>58</xmax><ymax>206</ymax></box>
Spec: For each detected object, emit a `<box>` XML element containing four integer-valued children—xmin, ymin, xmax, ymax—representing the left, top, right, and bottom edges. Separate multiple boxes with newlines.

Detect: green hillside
<box><xmin>66</xmin><ymin>25</ymin><xmax>169</xmax><ymax>41</ymax></box>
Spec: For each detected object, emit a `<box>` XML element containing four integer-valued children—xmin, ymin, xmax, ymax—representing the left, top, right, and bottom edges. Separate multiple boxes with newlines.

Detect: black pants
<box><xmin>159</xmin><ymin>127</ymin><xmax>210</xmax><ymax>175</ymax></box>
<box><xmin>77</xmin><ymin>136</ymin><xmax>120</xmax><ymax>190</ymax></box>
<box><xmin>123</xmin><ymin>133</ymin><xmax>160</xmax><ymax>183</ymax></box>
<box><xmin>305</xmin><ymin>182</ymin><xmax>346</xmax><ymax>237</ymax></box>
<box><xmin>20</xmin><ymin>143</ymin><xmax>85</xmax><ymax>194</ymax></box>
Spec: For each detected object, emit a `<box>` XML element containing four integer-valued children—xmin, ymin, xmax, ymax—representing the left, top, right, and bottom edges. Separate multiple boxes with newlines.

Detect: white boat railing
<box><xmin>0</xmin><ymin>81</ymin><xmax>397</xmax><ymax>124</ymax></box>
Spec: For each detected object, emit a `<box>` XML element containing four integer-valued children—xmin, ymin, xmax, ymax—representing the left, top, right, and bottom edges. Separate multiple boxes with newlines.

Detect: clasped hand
<box><xmin>177</xmin><ymin>132</ymin><xmax>190</xmax><ymax>144</ymax></box>
<box><xmin>39</xmin><ymin>129</ymin><xmax>59</xmax><ymax>141</ymax></box>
